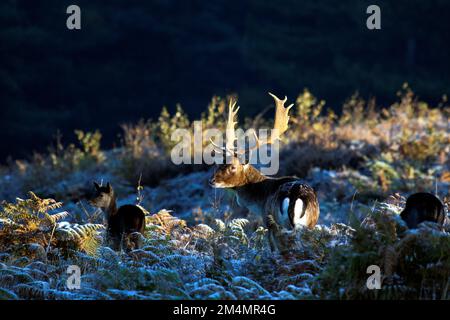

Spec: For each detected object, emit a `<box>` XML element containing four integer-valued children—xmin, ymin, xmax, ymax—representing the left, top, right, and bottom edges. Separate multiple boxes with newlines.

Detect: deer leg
<box><xmin>268</xmin><ymin>230</ymin><xmax>276</xmax><ymax>252</ymax></box>
<box><xmin>129</xmin><ymin>232</ymin><xmax>144</xmax><ymax>250</ymax></box>
<box><xmin>266</xmin><ymin>214</ymin><xmax>281</xmax><ymax>252</ymax></box>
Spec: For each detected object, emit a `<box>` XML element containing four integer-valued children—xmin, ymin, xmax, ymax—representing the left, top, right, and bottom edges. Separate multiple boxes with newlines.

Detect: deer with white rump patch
<box><xmin>209</xmin><ymin>93</ymin><xmax>320</xmax><ymax>251</ymax></box>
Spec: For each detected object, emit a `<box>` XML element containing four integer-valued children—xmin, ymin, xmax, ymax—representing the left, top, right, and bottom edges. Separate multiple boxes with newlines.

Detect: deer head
<box><xmin>209</xmin><ymin>156</ymin><xmax>250</xmax><ymax>188</ymax></box>
<box><xmin>209</xmin><ymin>93</ymin><xmax>293</xmax><ymax>188</ymax></box>
<box><xmin>89</xmin><ymin>181</ymin><xmax>114</xmax><ymax>209</ymax></box>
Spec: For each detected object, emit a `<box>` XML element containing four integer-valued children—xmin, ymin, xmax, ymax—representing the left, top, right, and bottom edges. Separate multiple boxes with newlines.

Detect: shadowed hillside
<box><xmin>1</xmin><ymin>0</ymin><xmax>450</xmax><ymax>160</ymax></box>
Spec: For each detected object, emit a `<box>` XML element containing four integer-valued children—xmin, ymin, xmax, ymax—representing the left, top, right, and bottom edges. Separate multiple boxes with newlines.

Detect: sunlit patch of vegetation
<box><xmin>0</xmin><ymin>192</ymin><xmax>103</xmax><ymax>260</ymax></box>
<box><xmin>0</xmin><ymin>85</ymin><xmax>449</xmax><ymax>299</ymax></box>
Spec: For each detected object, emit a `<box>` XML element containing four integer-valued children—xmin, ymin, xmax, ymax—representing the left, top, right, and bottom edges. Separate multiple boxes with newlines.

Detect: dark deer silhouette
<box><xmin>400</xmin><ymin>192</ymin><xmax>446</xmax><ymax>229</ymax></box>
<box><xmin>89</xmin><ymin>182</ymin><xmax>146</xmax><ymax>250</ymax></box>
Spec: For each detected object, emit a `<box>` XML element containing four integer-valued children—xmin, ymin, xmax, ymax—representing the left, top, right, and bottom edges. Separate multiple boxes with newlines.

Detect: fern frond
<box><xmin>147</xmin><ymin>210</ymin><xmax>186</xmax><ymax>234</ymax></box>
<box><xmin>192</xmin><ymin>224</ymin><xmax>215</xmax><ymax>239</ymax></box>
<box><xmin>14</xmin><ymin>283</ymin><xmax>46</xmax><ymax>299</ymax></box>
<box><xmin>229</xmin><ymin>219</ymin><xmax>249</xmax><ymax>229</ymax></box>
<box><xmin>55</xmin><ymin>222</ymin><xmax>104</xmax><ymax>241</ymax></box>
<box><xmin>46</xmin><ymin>211</ymin><xmax>69</xmax><ymax>224</ymax></box>
<box><xmin>214</xmin><ymin>219</ymin><xmax>226</xmax><ymax>233</ymax></box>
<box><xmin>0</xmin><ymin>288</ymin><xmax>19</xmax><ymax>300</ymax></box>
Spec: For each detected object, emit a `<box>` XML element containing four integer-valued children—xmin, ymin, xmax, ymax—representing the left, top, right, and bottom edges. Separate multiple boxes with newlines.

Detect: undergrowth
<box><xmin>0</xmin><ymin>85</ymin><xmax>449</xmax><ymax>300</ymax></box>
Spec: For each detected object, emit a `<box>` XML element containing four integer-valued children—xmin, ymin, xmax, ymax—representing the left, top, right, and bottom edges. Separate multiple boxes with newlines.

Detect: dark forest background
<box><xmin>1</xmin><ymin>0</ymin><xmax>450</xmax><ymax>161</ymax></box>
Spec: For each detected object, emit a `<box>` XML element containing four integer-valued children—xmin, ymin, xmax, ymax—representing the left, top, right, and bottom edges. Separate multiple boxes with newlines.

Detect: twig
<box><xmin>350</xmin><ymin>190</ymin><xmax>358</xmax><ymax>212</ymax></box>
<box><xmin>137</xmin><ymin>172</ymin><xmax>144</xmax><ymax>205</ymax></box>
<box><xmin>46</xmin><ymin>223</ymin><xmax>57</xmax><ymax>254</ymax></box>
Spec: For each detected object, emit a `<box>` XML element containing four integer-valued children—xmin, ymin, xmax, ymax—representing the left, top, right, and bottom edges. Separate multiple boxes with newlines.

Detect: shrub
<box><xmin>14</xmin><ymin>130</ymin><xmax>105</xmax><ymax>194</ymax></box>
<box><xmin>0</xmin><ymin>192</ymin><xmax>104</xmax><ymax>258</ymax></box>
<box><xmin>316</xmin><ymin>199</ymin><xmax>450</xmax><ymax>299</ymax></box>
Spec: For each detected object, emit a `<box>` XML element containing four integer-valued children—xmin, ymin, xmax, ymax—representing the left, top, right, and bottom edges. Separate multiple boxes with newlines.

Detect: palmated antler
<box><xmin>249</xmin><ymin>92</ymin><xmax>293</xmax><ymax>153</ymax></box>
<box><xmin>210</xmin><ymin>93</ymin><xmax>293</xmax><ymax>156</ymax></box>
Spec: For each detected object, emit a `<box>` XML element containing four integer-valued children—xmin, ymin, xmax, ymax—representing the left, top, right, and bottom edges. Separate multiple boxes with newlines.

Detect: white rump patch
<box><xmin>293</xmin><ymin>199</ymin><xmax>307</xmax><ymax>228</ymax></box>
<box><xmin>280</xmin><ymin>197</ymin><xmax>308</xmax><ymax>228</ymax></box>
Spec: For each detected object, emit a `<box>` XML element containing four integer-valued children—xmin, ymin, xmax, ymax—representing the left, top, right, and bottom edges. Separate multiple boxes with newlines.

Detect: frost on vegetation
<box><xmin>0</xmin><ymin>86</ymin><xmax>449</xmax><ymax>299</ymax></box>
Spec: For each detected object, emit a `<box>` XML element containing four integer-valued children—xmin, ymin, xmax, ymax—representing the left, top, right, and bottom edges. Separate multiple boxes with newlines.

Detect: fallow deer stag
<box><xmin>209</xmin><ymin>93</ymin><xmax>320</xmax><ymax>251</ymax></box>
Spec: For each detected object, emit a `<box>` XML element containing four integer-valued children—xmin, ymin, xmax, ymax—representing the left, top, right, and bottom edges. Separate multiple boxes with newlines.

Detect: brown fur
<box><xmin>210</xmin><ymin>93</ymin><xmax>319</xmax><ymax>251</ymax></box>
<box><xmin>90</xmin><ymin>182</ymin><xmax>146</xmax><ymax>250</ymax></box>
<box><xmin>210</xmin><ymin>157</ymin><xmax>320</xmax><ymax>251</ymax></box>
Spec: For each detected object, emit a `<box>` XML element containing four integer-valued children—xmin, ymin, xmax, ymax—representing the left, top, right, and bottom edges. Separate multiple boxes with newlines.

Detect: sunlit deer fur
<box><xmin>400</xmin><ymin>192</ymin><xmax>446</xmax><ymax>229</ymax></box>
<box><xmin>209</xmin><ymin>93</ymin><xmax>320</xmax><ymax>251</ymax></box>
<box><xmin>90</xmin><ymin>182</ymin><xmax>146</xmax><ymax>250</ymax></box>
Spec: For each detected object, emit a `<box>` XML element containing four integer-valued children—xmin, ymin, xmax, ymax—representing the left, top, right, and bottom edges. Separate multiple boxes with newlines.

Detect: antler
<box><xmin>225</xmin><ymin>100</ymin><xmax>240</xmax><ymax>153</ymax></box>
<box><xmin>250</xmin><ymin>92</ymin><xmax>293</xmax><ymax>152</ymax></box>
<box><xmin>269</xmin><ymin>92</ymin><xmax>292</xmax><ymax>143</ymax></box>
<box><xmin>210</xmin><ymin>93</ymin><xmax>292</xmax><ymax>157</ymax></box>
<box><xmin>210</xmin><ymin>99</ymin><xmax>240</xmax><ymax>155</ymax></box>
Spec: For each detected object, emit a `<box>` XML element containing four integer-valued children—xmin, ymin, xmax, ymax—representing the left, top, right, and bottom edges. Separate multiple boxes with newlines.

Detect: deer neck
<box><xmin>241</xmin><ymin>164</ymin><xmax>268</xmax><ymax>185</ymax></box>
<box><xmin>106</xmin><ymin>194</ymin><xmax>118</xmax><ymax>217</ymax></box>
<box><xmin>232</xmin><ymin>165</ymin><xmax>268</xmax><ymax>212</ymax></box>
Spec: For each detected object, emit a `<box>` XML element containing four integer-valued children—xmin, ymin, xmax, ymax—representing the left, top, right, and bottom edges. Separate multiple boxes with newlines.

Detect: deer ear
<box><xmin>93</xmin><ymin>181</ymin><xmax>101</xmax><ymax>190</ymax></box>
<box><xmin>106</xmin><ymin>182</ymin><xmax>112</xmax><ymax>193</ymax></box>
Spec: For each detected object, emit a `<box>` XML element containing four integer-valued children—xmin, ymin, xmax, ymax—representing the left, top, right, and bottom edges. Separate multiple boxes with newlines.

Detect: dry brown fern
<box><xmin>147</xmin><ymin>209</ymin><xmax>187</xmax><ymax>235</ymax></box>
